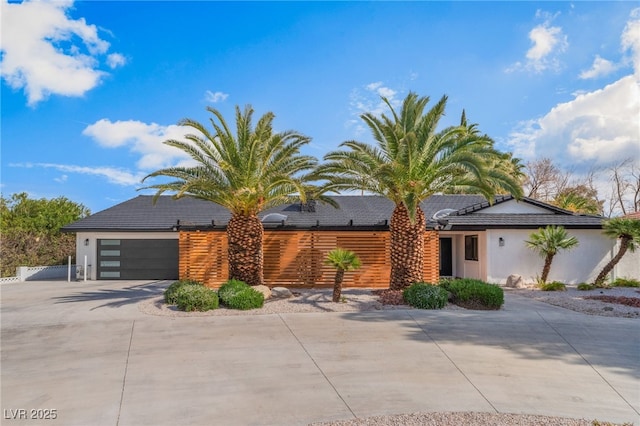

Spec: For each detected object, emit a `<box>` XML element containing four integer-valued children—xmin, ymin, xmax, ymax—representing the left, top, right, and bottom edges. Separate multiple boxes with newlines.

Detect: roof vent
<box><xmin>261</xmin><ymin>213</ymin><xmax>288</xmax><ymax>224</ymax></box>
<box><xmin>432</xmin><ymin>208</ymin><xmax>457</xmax><ymax>220</ymax></box>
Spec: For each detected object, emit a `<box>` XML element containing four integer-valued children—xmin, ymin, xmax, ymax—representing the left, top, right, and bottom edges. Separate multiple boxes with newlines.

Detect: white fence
<box><xmin>0</xmin><ymin>264</ymin><xmax>79</xmax><ymax>284</ymax></box>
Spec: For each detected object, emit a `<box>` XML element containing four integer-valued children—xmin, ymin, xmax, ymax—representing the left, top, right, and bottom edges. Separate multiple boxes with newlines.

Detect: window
<box><xmin>464</xmin><ymin>235</ymin><xmax>478</xmax><ymax>261</ymax></box>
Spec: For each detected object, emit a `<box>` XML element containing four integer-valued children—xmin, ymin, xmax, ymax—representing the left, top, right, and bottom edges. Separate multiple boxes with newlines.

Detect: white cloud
<box><xmin>579</xmin><ymin>55</ymin><xmax>617</xmax><ymax>79</ymax></box>
<box><xmin>621</xmin><ymin>8</ymin><xmax>640</xmax><ymax>74</ymax></box>
<box><xmin>506</xmin><ymin>12</ymin><xmax>568</xmax><ymax>73</ymax></box>
<box><xmin>507</xmin><ymin>9</ymin><xmax>640</xmax><ymax>173</ymax></box>
<box><xmin>10</xmin><ymin>163</ymin><xmax>146</xmax><ymax>186</ymax></box>
<box><xmin>82</xmin><ymin>119</ymin><xmax>193</xmax><ymax>170</ymax></box>
<box><xmin>106</xmin><ymin>53</ymin><xmax>127</xmax><ymax>69</ymax></box>
<box><xmin>0</xmin><ymin>0</ymin><xmax>125</xmax><ymax>106</ymax></box>
<box><xmin>204</xmin><ymin>90</ymin><xmax>229</xmax><ymax>103</ymax></box>
<box><xmin>54</xmin><ymin>174</ymin><xmax>68</xmax><ymax>183</ymax></box>
<box><xmin>351</xmin><ymin>82</ymin><xmax>402</xmax><ymax>117</ymax></box>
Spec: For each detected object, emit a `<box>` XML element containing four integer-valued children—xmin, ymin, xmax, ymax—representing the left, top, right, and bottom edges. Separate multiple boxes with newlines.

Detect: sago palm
<box><xmin>324</xmin><ymin>248</ymin><xmax>361</xmax><ymax>302</ymax></box>
<box><xmin>593</xmin><ymin>218</ymin><xmax>640</xmax><ymax>286</ymax></box>
<box><xmin>142</xmin><ymin>105</ymin><xmax>318</xmax><ymax>286</ymax></box>
<box><xmin>319</xmin><ymin>92</ymin><xmax>522</xmax><ymax>290</ymax></box>
<box><xmin>525</xmin><ymin>225</ymin><xmax>579</xmax><ymax>283</ymax></box>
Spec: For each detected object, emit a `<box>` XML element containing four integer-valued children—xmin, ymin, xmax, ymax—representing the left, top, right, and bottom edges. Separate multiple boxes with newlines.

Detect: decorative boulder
<box><xmin>505</xmin><ymin>274</ymin><xmax>527</xmax><ymax>289</ymax></box>
<box><xmin>271</xmin><ymin>287</ymin><xmax>293</xmax><ymax>299</ymax></box>
<box><xmin>253</xmin><ymin>285</ymin><xmax>271</xmax><ymax>300</ymax></box>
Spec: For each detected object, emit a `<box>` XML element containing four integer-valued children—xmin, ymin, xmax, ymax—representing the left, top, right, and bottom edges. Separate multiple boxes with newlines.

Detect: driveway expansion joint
<box><xmin>116</xmin><ymin>320</ymin><xmax>136</xmax><ymax>426</ymax></box>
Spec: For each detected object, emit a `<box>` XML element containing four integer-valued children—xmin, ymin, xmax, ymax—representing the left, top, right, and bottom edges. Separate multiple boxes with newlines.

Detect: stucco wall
<box><xmin>484</xmin><ymin>229</ymin><xmax>613</xmax><ymax>284</ymax></box>
<box><xmin>613</xmin><ymin>240</ymin><xmax>640</xmax><ymax>280</ymax></box>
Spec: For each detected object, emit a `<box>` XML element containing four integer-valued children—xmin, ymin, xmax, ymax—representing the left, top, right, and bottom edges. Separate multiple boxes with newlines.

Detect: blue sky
<box><xmin>2</xmin><ymin>1</ymin><xmax>639</xmax><ymax>214</ymax></box>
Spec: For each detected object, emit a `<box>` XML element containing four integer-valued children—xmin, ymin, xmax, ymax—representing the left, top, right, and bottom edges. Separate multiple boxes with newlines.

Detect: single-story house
<box><xmin>62</xmin><ymin>194</ymin><xmax>623</xmax><ymax>287</ymax></box>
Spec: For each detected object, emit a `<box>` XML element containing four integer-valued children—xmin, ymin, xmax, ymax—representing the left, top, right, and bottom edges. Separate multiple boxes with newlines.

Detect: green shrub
<box><xmin>218</xmin><ymin>279</ymin><xmax>264</xmax><ymax>310</ymax></box>
<box><xmin>403</xmin><ymin>283</ymin><xmax>448</xmax><ymax>309</ymax></box>
<box><xmin>577</xmin><ymin>283</ymin><xmax>595</xmax><ymax>291</ymax></box>
<box><xmin>540</xmin><ymin>282</ymin><xmax>567</xmax><ymax>291</ymax></box>
<box><xmin>447</xmin><ymin>278</ymin><xmax>504</xmax><ymax>310</ymax></box>
<box><xmin>218</xmin><ymin>279</ymin><xmax>249</xmax><ymax>304</ymax></box>
<box><xmin>611</xmin><ymin>277</ymin><xmax>640</xmax><ymax>287</ymax></box>
<box><xmin>175</xmin><ymin>285</ymin><xmax>219</xmax><ymax>312</ymax></box>
<box><xmin>164</xmin><ymin>279</ymin><xmax>204</xmax><ymax>304</ymax></box>
<box><xmin>438</xmin><ymin>278</ymin><xmax>454</xmax><ymax>292</ymax></box>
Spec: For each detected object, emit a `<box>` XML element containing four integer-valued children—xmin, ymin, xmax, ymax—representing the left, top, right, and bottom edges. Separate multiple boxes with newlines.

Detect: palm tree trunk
<box><xmin>332</xmin><ymin>269</ymin><xmax>345</xmax><ymax>302</ymax></box>
<box><xmin>594</xmin><ymin>237</ymin><xmax>629</xmax><ymax>286</ymax></box>
<box><xmin>227</xmin><ymin>214</ymin><xmax>264</xmax><ymax>286</ymax></box>
<box><xmin>389</xmin><ymin>203</ymin><xmax>425</xmax><ymax>290</ymax></box>
<box><xmin>541</xmin><ymin>253</ymin><xmax>554</xmax><ymax>283</ymax></box>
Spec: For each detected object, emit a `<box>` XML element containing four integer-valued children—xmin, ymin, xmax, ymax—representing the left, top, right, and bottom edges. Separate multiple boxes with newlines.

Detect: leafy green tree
<box><xmin>0</xmin><ymin>193</ymin><xmax>90</xmax><ymax>277</ymax></box>
<box><xmin>593</xmin><ymin>218</ymin><xmax>640</xmax><ymax>286</ymax></box>
<box><xmin>525</xmin><ymin>225</ymin><xmax>579</xmax><ymax>283</ymax></box>
<box><xmin>324</xmin><ymin>248</ymin><xmax>361</xmax><ymax>302</ymax></box>
<box><xmin>143</xmin><ymin>105</ymin><xmax>321</xmax><ymax>286</ymax></box>
<box><xmin>552</xmin><ymin>185</ymin><xmax>602</xmax><ymax>215</ymax></box>
<box><xmin>319</xmin><ymin>92</ymin><xmax>522</xmax><ymax>290</ymax></box>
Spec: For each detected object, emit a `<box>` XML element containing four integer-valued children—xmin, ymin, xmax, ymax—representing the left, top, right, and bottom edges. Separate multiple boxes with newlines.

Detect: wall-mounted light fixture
<box><xmin>499</xmin><ymin>237</ymin><xmax>505</xmax><ymax>247</ymax></box>
<box><xmin>172</xmin><ymin>220</ymin><xmax>180</xmax><ymax>232</ymax></box>
<box><xmin>84</xmin><ymin>238</ymin><xmax>90</xmax><ymax>246</ymax></box>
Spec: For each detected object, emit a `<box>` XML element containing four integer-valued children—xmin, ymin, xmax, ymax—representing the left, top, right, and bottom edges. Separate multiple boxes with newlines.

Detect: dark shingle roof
<box><xmin>62</xmin><ymin>194</ymin><xmax>604</xmax><ymax>232</ymax></box>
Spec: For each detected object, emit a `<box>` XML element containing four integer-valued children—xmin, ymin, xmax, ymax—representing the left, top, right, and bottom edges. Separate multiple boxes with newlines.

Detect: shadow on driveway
<box><xmin>51</xmin><ymin>280</ymin><xmax>170</xmax><ymax>309</ymax></box>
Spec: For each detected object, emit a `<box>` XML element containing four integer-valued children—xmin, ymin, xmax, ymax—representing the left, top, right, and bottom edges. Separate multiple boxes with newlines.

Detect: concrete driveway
<box><xmin>1</xmin><ymin>280</ymin><xmax>638</xmax><ymax>425</ymax></box>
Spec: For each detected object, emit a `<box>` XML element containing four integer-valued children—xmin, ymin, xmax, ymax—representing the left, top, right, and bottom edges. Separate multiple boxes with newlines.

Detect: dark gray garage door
<box><xmin>97</xmin><ymin>239</ymin><xmax>178</xmax><ymax>280</ymax></box>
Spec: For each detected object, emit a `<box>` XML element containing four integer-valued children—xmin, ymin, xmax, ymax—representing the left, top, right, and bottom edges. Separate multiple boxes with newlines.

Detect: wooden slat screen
<box><xmin>180</xmin><ymin>230</ymin><xmax>439</xmax><ymax>289</ymax></box>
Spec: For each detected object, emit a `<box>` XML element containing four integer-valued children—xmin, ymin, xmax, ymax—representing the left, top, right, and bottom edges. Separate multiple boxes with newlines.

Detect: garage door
<box><xmin>97</xmin><ymin>239</ymin><xmax>178</xmax><ymax>280</ymax></box>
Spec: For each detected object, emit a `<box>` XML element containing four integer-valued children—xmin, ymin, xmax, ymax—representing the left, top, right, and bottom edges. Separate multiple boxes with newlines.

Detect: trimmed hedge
<box><xmin>446</xmin><ymin>278</ymin><xmax>504</xmax><ymax>310</ymax></box>
<box><xmin>175</xmin><ymin>285</ymin><xmax>219</xmax><ymax>312</ymax></box>
<box><xmin>218</xmin><ymin>279</ymin><xmax>264</xmax><ymax>310</ymax></box>
<box><xmin>403</xmin><ymin>283</ymin><xmax>448</xmax><ymax>309</ymax></box>
<box><xmin>164</xmin><ymin>279</ymin><xmax>204</xmax><ymax>304</ymax></box>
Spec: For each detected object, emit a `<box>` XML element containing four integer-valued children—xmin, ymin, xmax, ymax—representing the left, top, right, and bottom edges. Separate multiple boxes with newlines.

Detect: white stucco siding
<box><xmin>75</xmin><ymin>232</ymin><xmax>178</xmax><ymax>280</ymax></box>
<box><xmin>485</xmin><ymin>229</ymin><xmax>613</xmax><ymax>284</ymax></box>
<box><xmin>479</xmin><ymin>200</ymin><xmax>550</xmax><ymax>214</ymax></box>
<box><xmin>613</xmin><ymin>241</ymin><xmax>640</xmax><ymax>280</ymax></box>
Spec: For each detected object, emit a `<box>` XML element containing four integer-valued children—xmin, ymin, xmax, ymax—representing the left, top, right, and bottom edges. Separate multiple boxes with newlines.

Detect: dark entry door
<box><xmin>97</xmin><ymin>239</ymin><xmax>178</xmax><ymax>279</ymax></box>
<box><xmin>439</xmin><ymin>237</ymin><xmax>453</xmax><ymax>277</ymax></box>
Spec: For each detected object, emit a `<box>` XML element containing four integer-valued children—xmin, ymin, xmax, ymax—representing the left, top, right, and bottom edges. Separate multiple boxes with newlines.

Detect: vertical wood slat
<box><xmin>180</xmin><ymin>230</ymin><xmax>439</xmax><ymax>289</ymax></box>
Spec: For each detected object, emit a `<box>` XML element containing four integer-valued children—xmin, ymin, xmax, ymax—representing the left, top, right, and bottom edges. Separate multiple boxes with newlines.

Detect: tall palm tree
<box><xmin>142</xmin><ymin>105</ymin><xmax>318</xmax><ymax>286</ymax></box>
<box><xmin>593</xmin><ymin>218</ymin><xmax>640</xmax><ymax>286</ymax></box>
<box><xmin>319</xmin><ymin>92</ymin><xmax>523</xmax><ymax>290</ymax></box>
<box><xmin>325</xmin><ymin>248</ymin><xmax>361</xmax><ymax>302</ymax></box>
<box><xmin>525</xmin><ymin>225</ymin><xmax>579</xmax><ymax>283</ymax></box>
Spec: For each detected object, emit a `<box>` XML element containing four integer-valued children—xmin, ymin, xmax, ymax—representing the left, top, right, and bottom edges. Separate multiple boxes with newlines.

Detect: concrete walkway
<box><xmin>1</xmin><ymin>280</ymin><xmax>638</xmax><ymax>425</ymax></box>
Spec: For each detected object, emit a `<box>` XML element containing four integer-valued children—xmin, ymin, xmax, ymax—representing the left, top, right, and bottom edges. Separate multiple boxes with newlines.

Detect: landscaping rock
<box><xmin>271</xmin><ymin>287</ymin><xmax>293</xmax><ymax>298</ymax></box>
<box><xmin>506</xmin><ymin>274</ymin><xmax>527</xmax><ymax>289</ymax></box>
<box><xmin>253</xmin><ymin>285</ymin><xmax>271</xmax><ymax>300</ymax></box>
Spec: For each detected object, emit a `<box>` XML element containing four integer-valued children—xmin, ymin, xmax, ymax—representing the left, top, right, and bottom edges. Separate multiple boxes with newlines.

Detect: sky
<box><xmin>1</xmin><ymin>0</ymin><xmax>639</xmax><ymax>215</ymax></box>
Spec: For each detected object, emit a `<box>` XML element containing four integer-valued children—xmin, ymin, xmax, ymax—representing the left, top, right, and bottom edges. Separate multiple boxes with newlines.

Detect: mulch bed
<box><xmin>371</xmin><ymin>289</ymin><xmax>406</xmax><ymax>305</ymax></box>
<box><xmin>583</xmin><ymin>295</ymin><xmax>640</xmax><ymax>308</ymax></box>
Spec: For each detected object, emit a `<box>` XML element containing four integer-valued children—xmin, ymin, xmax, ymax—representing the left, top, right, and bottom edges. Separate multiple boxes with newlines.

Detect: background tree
<box><xmin>552</xmin><ymin>185</ymin><xmax>603</xmax><ymax>214</ymax></box>
<box><xmin>319</xmin><ymin>92</ymin><xmax>523</xmax><ymax>290</ymax></box>
<box><xmin>142</xmin><ymin>105</ymin><xmax>320</xmax><ymax>286</ymax></box>
<box><xmin>525</xmin><ymin>225</ymin><xmax>579</xmax><ymax>283</ymax></box>
<box><xmin>0</xmin><ymin>193</ymin><xmax>90</xmax><ymax>277</ymax></box>
<box><xmin>324</xmin><ymin>248</ymin><xmax>361</xmax><ymax>302</ymax></box>
<box><xmin>593</xmin><ymin>218</ymin><xmax>640</xmax><ymax>286</ymax></box>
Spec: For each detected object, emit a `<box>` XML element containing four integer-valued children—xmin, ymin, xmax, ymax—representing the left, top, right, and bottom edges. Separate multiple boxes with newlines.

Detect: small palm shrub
<box><xmin>577</xmin><ymin>283</ymin><xmax>595</xmax><ymax>291</ymax></box>
<box><xmin>447</xmin><ymin>278</ymin><xmax>504</xmax><ymax>310</ymax></box>
<box><xmin>218</xmin><ymin>279</ymin><xmax>264</xmax><ymax>310</ymax></box>
<box><xmin>611</xmin><ymin>277</ymin><xmax>640</xmax><ymax>287</ymax></box>
<box><xmin>164</xmin><ymin>279</ymin><xmax>204</xmax><ymax>304</ymax></box>
<box><xmin>175</xmin><ymin>285</ymin><xmax>219</xmax><ymax>312</ymax></box>
<box><xmin>403</xmin><ymin>283</ymin><xmax>448</xmax><ymax>309</ymax></box>
<box><xmin>540</xmin><ymin>281</ymin><xmax>567</xmax><ymax>291</ymax></box>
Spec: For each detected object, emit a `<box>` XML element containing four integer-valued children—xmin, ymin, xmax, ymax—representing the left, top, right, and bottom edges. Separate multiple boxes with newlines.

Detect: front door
<box><xmin>439</xmin><ymin>237</ymin><xmax>453</xmax><ymax>277</ymax></box>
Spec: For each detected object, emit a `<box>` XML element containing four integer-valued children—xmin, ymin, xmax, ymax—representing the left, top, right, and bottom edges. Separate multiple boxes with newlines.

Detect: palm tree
<box><xmin>525</xmin><ymin>225</ymin><xmax>579</xmax><ymax>283</ymax></box>
<box><xmin>319</xmin><ymin>92</ymin><xmax>522</xmax><ymax>290</ymax></box>
<box><xmin>142</xmin><ymin>105</ymin><xmax>318</xmax><ymax>286</ymax></box>
<box><xmin>325</xmin><ymin>248</ymin><xmax>361</xmax><ymax>302</ymax></box>
<box><xmin>593</xmin><ymin>218</ymin><xmax>640</xmax><ymax>286</ymax></box>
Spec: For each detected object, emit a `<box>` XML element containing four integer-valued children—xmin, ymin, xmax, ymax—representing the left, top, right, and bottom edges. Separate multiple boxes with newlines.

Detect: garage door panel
<box><xmin>97</xmin><ymin>239</ymin><xmax>178</xmax><ymax>280</ymax></box>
